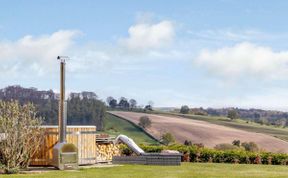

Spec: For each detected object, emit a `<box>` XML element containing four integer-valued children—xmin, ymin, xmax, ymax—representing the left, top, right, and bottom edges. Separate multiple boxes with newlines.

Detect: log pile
<box><xmin>96</xmin><ymin>143</ymin><xmax>120</xmax><ymax>162</ymax></box>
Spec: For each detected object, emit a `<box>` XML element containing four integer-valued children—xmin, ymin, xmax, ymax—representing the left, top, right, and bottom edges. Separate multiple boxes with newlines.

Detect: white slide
<box><xmin>114</xmin><ymin>134</ymin><xmax>145</xmax><ymax>155</ymax></box>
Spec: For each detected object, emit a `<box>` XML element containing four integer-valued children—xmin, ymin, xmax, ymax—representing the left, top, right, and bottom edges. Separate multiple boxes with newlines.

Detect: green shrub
<box><xmin>167</xmin><ymin>144</ymin><xmax>193</xmax><ymax>153</ymax></box>
<box><xmin>0</xmin><ymin>101</ymin><xmax>43</xmax><ymax>174</ymax></box>
<box><xmin>119</xmin><ymin>145</ymin><xmax>133</xmax><ymax>156</ymax></box>
<box><xmin>241</xmin><ymin>142</ymin><xmax>259</xmax><ymax>152</ymax></box>
<box><xmin>184</xmin><ymin>140</ymin><xmax>192</xmax><ymax>146</ymax></box>
<box><xmin>232</xmin><ymin>140</ymin><xmax>241</xmax><ymax>147</ymax></box>
<box><xmin>214</xmin><ymin>143</ymin><xmax>241</xmax><ymax>151</ymax></box>
<box><xmin>140</xmin><ymin>144</ymin><xmax>164</xmax><ymax>153</ymax></box>
<box><xmin>270</xmin><ymin>153</ymin><xmax>288</xmax><ymax>165</ymax></box>
<box><xmin>161</xmin><ymin>132</ymin><xmax>175</xmax><ymax>146</ymax></box>
<box><xmin>120</xmin><ymin>143</ymin><xmax>288</xmax><ymax>165</ymax></box>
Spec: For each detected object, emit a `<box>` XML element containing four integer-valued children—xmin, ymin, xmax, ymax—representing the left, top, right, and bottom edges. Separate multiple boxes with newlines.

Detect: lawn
<box><xmin>103</xmin><ymin>113</ymin><xmax>158</xmax><ymax>145</ymax></box>
<box><xmin>2</xmin><ymin>163</ymin><xmax>288</xmax><ymax>178</ymax></box>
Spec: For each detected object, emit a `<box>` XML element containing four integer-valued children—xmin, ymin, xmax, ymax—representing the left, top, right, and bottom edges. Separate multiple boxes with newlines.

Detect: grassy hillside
<box><xmin>165</xmin><ymin>112</ymin><xmax>288</xmax><ymax>142</ymax></box>
<box><xmin>7</xmin><ymin>163</ymin><xmax>288</xmax><ymax>178</ymax></box>
<box><xmin>103</xmin><ymin>113</ymin><xmax>159</xmax><ymax>145</ymax></box>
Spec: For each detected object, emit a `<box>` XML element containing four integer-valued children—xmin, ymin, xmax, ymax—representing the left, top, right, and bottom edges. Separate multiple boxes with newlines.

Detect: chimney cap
<box><xmin>57</xmin><ymin>56</ymin><xmax>70</xmax><ymax>62</ymax></box>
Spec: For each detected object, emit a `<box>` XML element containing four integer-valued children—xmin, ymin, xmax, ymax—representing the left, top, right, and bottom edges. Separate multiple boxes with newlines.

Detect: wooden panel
<box><xmin>30</xmin><ymin>126</ymin><xmax>97</xmax><ymax>166</ymax></box>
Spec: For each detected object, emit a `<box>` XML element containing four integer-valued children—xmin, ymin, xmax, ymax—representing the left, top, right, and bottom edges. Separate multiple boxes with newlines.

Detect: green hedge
<box><xmin>119</xmin><ymin>144</ymin><xmax>288</xmax><ymax>165</ymax></box>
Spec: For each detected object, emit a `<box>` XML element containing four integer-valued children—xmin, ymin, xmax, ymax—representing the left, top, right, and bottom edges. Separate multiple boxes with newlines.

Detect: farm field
<box><xmin>109</xmin><ymin>111</ymin><xmax>288</xmax><ymax>153</ymax></box>
<box><xmin>2</xmin><ymin>163</ymin><xmax>288</xmax><ymax>178</ymax></box>
<box><xmin>144</xmin><ymin>110</ymin><xmax>288</xmax><ymax>142</ymax></box>
<box><xmin>170</xmin><ymin>113</ymin><xmax>288</xmax><ymax>142</ymax></box>
<box><xmin>103</xmin><ymin>113</ymin><xmax>158</xmax><ymax>145</ymax></box>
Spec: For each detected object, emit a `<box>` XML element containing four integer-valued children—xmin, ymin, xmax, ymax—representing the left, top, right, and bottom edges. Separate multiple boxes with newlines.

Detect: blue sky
<box><xmin>1</xmin><ymin>0</ymin><xmax>288</xmax><ymax>110</ymax></box>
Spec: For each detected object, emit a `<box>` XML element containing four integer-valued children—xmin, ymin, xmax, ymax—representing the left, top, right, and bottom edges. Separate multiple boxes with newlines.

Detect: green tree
<box><xmin>109</xmin><ymin>99</ymin><xmax>118</xmax><ymax>108</ymax></box>
<box><xmin>106</xmin><ymin>96</ymin><xmax>114</xmax><ymax>106</ymax></box>
<box><xmin>227</xmin><ymin>109</ymin><xmax>239</xmax><ymax>120</ymax></box>
<box><xmin>68</xmin><ymin>96</ymin><xmax>106</xmax><ymax>130</ymax></box>
<box><xmin>161</xmin><ymin>132</ymin><xmax>175</xmax><ymax>146</ymax></box>
<box><xmin>144</xmin><ymin>105</ymin><xmax>153</xmax><ymax>111</ymax></box>
<box><xmin>180</xmin><ymin>105</ymin><xmax>190</xmax><ymax>114</ymax></box>
<box><xmin>118</xmin><ymin>97</ymin><xmax>129</xmax><ymax>109</ymax></box>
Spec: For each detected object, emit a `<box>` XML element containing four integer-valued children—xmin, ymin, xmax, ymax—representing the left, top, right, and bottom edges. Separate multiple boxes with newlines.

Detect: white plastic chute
<box><xmin>114</xmin><ymin>134</ymin><xmax>145</xmax><ymax>155</ymax></box>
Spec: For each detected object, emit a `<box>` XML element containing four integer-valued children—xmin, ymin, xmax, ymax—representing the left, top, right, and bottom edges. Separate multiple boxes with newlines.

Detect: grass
<box><xmin>103</xmin><ymin>113</ymin><xmax>158</xmax><ymax>145</ymax></box>
<box><xmin>2</xmin><ymin>163</ymin><xmax>288</xmax><ymax>178</ymax></box>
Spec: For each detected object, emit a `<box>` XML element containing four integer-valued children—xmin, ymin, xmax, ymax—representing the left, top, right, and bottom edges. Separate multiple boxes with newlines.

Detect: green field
<box><xmin>2</xmin><ymin>163</ymin><xmax>288</xmax><ymax>178</ymax></box>
<box><xmin>103</xmin><ymin>113</ymin><xmax>158</xmax><ymax>145</ymax></box>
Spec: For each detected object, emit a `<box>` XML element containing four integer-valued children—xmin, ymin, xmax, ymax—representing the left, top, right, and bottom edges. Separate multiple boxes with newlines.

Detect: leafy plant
<box><xmin>161</xmin><ymin>132</ymin><xmax>175</xmax><ymax>146</ymax></box>
<box><xmin>0</xmin><ymin>101</ymin><xmax>44</xmax><ymax>174</ymax></box>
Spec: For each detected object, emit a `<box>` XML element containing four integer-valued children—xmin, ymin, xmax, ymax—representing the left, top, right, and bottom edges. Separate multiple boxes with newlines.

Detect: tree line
<box><xmin>0</xmin><ymin>85</ymin><xmax>106</xmax><ymax>130</ymax></box>
<box><xmin>179</xmin><ymin>105</ymin><xmax>288</xmax><ymax>127</ymax></box>
<box><xmin>106</xmin><ymin>96</ymin><xmax>153</xmax><ymax>111</ymax></box>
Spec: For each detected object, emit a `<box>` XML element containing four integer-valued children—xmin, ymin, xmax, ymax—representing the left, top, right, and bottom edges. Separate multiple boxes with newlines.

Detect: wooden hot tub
<box><xmin>30</xmin><ymin>125</ymin><xmax>97</xmax><ymax>166</ymax></box>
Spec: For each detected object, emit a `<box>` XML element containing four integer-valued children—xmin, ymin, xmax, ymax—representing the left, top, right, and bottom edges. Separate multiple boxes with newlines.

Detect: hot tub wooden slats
<box><xmin>30</xmin><ymin>126</ymin><xmax>97</xmax><ymax>166</ymax></box>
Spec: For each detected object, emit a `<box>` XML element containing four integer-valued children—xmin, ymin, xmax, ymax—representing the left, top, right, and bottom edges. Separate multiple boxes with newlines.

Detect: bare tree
<box><xmin>138</xmin><ymin>116</ymin><xmax>151</xmax><ymax>128</ymax></box>
<box><xmin>0</xmin><ymin>101</ymin><xmax>44</xmax><ymax>173</ymax></box>
<box><xmin>129</xmin><ymin>99</ymin><xmax>137</xmax><ymax>109</ymax></box>
<box><xmin>148</xmin><ymin>101</ymin><xmax>154</xmax><ymax>107</ymax></box>
<box><xmin>106</xmin><ymin>96</ymin><xmax>114</xmax><ymax>105</ymax></box>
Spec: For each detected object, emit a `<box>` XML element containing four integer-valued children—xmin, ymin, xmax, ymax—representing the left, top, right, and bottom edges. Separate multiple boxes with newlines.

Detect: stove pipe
<box><xmin>58</xmin><ymin>56</ymin><xmax>68</xmax><ymax>143</ymax></box>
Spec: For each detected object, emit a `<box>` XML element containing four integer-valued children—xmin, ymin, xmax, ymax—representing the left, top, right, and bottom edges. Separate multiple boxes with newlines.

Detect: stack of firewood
<box><xmin>96</xmin><ymin>143</ymin><xmax>120</xmax><ymax>162</ymax></box>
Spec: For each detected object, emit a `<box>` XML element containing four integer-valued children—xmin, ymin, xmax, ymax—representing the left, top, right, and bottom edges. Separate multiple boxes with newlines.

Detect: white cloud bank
<box><xmin>0</xmin><ymin>19</ymin><xmax>176</xmax><ymax>78</ymax></box>
<box><xmin>195</xmin><ymin>42</ymin><xmax>288</xmax><ymax>80</ymax></box>
<box><xmin>188</xmin><ymin>29</ymin><xmax>268</xmax><ymax>42</ymax></box>
<box><xmin>0</xmin><ymin>30</ymin><xmax>79</xmax><ymax>76</ymax></box>
<box><xmin>119</xmin><ymin>20</ymin><xmax>174</xmax><ymax>51</ymax></box>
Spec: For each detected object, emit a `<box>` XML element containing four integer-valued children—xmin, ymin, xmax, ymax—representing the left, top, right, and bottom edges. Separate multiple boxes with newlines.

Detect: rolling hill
<box><xmin>104</xmin><ymin>113</ymin><xmax>159</xmax><ymax>145</ymax></box>
<box><xmin>109</xmin><ymin>111</ymin><xmax>288</xmax><ymax>153</ymax></box>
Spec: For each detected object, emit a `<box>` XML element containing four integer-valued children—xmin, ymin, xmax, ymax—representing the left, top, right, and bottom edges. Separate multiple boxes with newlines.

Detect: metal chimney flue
<box><xmin>58</xmin><ymin>56</ymin><xmax>67</xmax><ymax>143</ymax></box>
<box><xmin>52</xmin><ymin>56</ymin><xmax>78</xmax><ymax>170</ymax></box>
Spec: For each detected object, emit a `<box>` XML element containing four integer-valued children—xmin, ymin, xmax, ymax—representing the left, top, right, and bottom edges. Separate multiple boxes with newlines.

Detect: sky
<box><xmin>1</xmin><ymin>0</ymin><xmax>288</xmax><ymax>110</ymax></box>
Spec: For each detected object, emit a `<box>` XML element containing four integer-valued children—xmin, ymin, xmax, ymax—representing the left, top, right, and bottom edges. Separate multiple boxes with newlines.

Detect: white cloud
<box><xmin>196</xmin><ymin>87</ymin><xmax>288</xmax><ymax>112</ymax></box>
<box><xmin>188</xmin><ymin>29</ymin><xmax>267</xmax><ymax>42</ymax></box>
<box><xmin>195</xmin><ymin>42</ymin><xmax>288</xmax><ymax>80</ymax></box>
<box><xmin>69</xmin><ymin>49</ymin><xmax>111</xmax><ymax>73</ymax></box>
<box><xmin>0</xmin><ymin>30</ymin><xmax>80</xmax><ymax>77</ymax></box>
<box><xmin>0</xmin><ymin>20</ymin><xmax>177</xmax><ymax>79</ymax></box>
<box><xmin>119</xmin><ymin>20</ymin><xmax>174</xmax><ymax>51</ymax></box>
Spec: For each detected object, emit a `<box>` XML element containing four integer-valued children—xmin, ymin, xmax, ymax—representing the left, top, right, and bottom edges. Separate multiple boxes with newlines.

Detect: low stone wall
<box><xmin>112</xmin><ymin>153</ymin><xmax>182</xmax><ymax>165</ymax></box>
